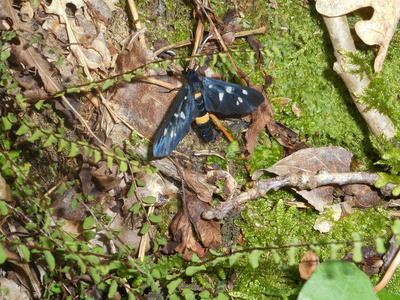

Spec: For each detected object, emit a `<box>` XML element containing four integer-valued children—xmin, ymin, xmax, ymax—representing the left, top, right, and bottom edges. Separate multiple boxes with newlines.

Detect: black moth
<box><xmin>153</xmin><ymin>69</ymin><xmax>264</xmax><ymax>157</ymax></box>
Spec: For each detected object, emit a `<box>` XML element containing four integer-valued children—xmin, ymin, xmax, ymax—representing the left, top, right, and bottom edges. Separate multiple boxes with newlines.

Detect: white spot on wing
<box><xmin>174</xmin><ymin>113</ymin><xmax>178</xmax><ymax>118</ymax></box>
<box><xmin>238</xmin><ymin>97</ymin><xmax>243</xmax><ymax>103</ymax></box>
<box><xmin>242</xmin><ymin>89</ymin><xmax>248</xmax><ymax>95</ymax></box>
<box><xmin>163</xmin><ymin>128</ymin><xmax>167</xmax><ymax>136</ymax></box>
<box><xmin>226</xmin><ymin>86</ymin><xmax>233</xmax><ymax>93</ymax></box>
<box><xmin>184</xmin><ymin>96</ymin><xmax>187</xmax><ymax>100</ymax></box>
<box><xmin>170</xmin><ymin>131</ymin><xmax>175</xmax><ymax>138</ymax></box>
<box><xmin>219</xmin><ymin>93</ymin><xmax>224</xmax><ymax>102</ymax></box>
<box><xmin>208</xmin><ymin>84</ymin><xmax>213</xmax><ymax>88</ymax></box>
<box><xmin>180</xmin><ymin>111</ymin><xmax>186</xmax><ymax>120</ymax></box>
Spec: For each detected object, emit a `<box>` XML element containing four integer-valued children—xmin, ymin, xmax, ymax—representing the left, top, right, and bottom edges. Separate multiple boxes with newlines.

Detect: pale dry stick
<box><xmin>202</xmin><ymin>172</ymin><xmax>382</xmax><ymax>220</ymax></box>
<box><xmin>322</xmin><ymin>16</ymin><xmax>395</xmax><ymax>139</ymax></box>
<box><xmin>138</xmin><ymin>206</ymin><xmax>154</xmax><ymax>262</ymax></box>
<box><xmin>374</xmin><ymin>247</ymin><xmax>400</xmax><ymax>292</ymax></box>
<box><xmin>126</xmin><ymin>0</ymin><xmax>147</xmax><ymax>49</ymax></box>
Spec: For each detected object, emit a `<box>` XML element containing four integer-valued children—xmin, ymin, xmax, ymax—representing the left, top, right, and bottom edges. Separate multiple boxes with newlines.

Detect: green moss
<box><xmin>233</xmin><ymin>192</ymin><xmax>393</xmax><ymax>297</ymax></box>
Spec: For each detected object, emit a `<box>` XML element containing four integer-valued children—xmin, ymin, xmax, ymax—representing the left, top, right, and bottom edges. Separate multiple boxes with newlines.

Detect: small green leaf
<box><xmin>248</xmin><ymin>249</ymin><xmax>264</xmax><ymax>269</ymax></box>
<box><xmin>2</xmin><ymin>117</ymin><xmax>12</xmax><ymax>130</ymax></box>
<box><xmin>68</xmin><ymin>142</ymin><xmax>80</xmax><ymax>157</ymax></box>
<box><xmin>228</xmin><ymin>252</ymin><xmax>244</xmax><ymax>266</ymax></box>
<box><xmin>149</xmin><ymin>213</ymin><xmax>162</xmax><ymax>223</ymax></box>
<box><xmin>93</xmin><ymin>150</ymin><xmax>102</xmax><ymax>163</ymax></box>
<box><xmin>83</xmin><ymin>216</ymin><xmax>96</xmax><ymax>230</ymax></box>
<box><xmin>122</xmin><ymin>73</ymin><xmax>134</xmax><ymax>82</ymax></box>
<box><xmin>57</xmin><ymin>139</ymin><xmax>69</xmax><ymax>152</ymax></box>
<box><xmin>89</xmin><ymin>267</ymin><xmax>101</xmax><ymax>284</ymax></box>
<box><xmin>0</xmin><ymin>201</ymin><xmax>8</xmax><ymax>216</ymax></box>
<box><xmin>271</xmin><ymin>249</ymin><xmax>281</xmax><ymax>263</ymax></box>
<box><xmin>127</xmin><ymin>183</ymin><xmax>136</xmax><ymax>197</ymax></box>
<box><xmin>15</xmin><ymin>124</ymin><xmax>31</xmax><ymax>135</ymax></box>
<box><xmin>375</xmin><ymin>237</ymin><xmax>385</xmax><ymax>254</ymax></box>
<box><xmin>287</xmin><ymin>246</ymin><xmax>297</xmax><ymax>266</ymax></box>
<box><xmin>66</xmin><ymin>87</ymin><xmax>81</xmax><ymax>93</ymax></box>
<box><xmin>28</xmin><ymin>129</ymin><xmax>46</xmax><ymax>142</ymax></box>
<box><xmin>43</xmin><ymin>135</ymin><xmax>58</xmax><ymax>147</ymax></box>
<box><xmin>102</xmin><ymin>78</ymin><xmax>116</xmax><ymax>91</ymax></box>
<box><xmin>26</xmin><ymin>222</ymin><xmax>37</xmax><ymax>230</ymax></box>
<box><xmin>298</xmin><ymin>261</ymin><xmax>376</xmax><ymax>300</ymax></box>
<box><xmin>107</xmin><ymin>280</ymin><xmax>118</xmax><ymax>298</ymax></box>
<box><xmin>115</xmin><ymin>147</ymin><xmax>124</xmax><ymax>157</ymax></box>
<box><xmin>393</xmin><ymin>185</ymin><xmax>400</xmax><ymax>197</ymax></box>
<box><xmin>35</xmin><ymin>100</ymin><xmax>45</xmax><ymax>110</ymax></box>
<box><xmin>140</xmin><ymin>222</ymin><xmax>149</xmax><ymax>235</ymax></box>
<box><xmin>135</xmin><ymin>178</ymin><xmax>146</xmax><ymax>187</ymax></box>
<box><xmin>167</xmin><ymin>278</ymin><xmax>183</xmax><ymax>295</ymax></box>
<box><xmin>83</xmin><ymin>230</ymin><xmax>96</xmax><ymax>241</ymax></box>
<box><xmin>119</xmin><ymin>160</ymin><xmax>128</xmax><ymax>172</ymax></box>
<box><xmin>107</xmin><ymin>156</ymin><xmax>113</xmax><ymax>168</ymax></box>
<box><xmin>130</xmin><ymin>202</ymin><xmax>141</xmax><ymax>214</ymax></box>
<box><xmin>0</xmin><ymin>245</ymin><xmax>6</xmax><ymax>264</ymax></box>
<box><xmin>186</xmin><ymin>265</ymin><xmax>206</xmax><ymax>276</ymax></box>
<box><xmin>0</xmin><ymin>49</ymin><xmax>10</xmax><ymax>61</ymax></box>
<box><xmin>142</xmin><ymin>196</ymin><xmax>156</xmax><ymax>204</ymax></box>
<box><xmin>44</xmin><ymin>251</ymin><xmax>55</xmax><ymax>271</ymax></box>
<box><xmin>18</xmin><ymin>244</ymin><xmax>30</xmax><ymax>262</ymax></box>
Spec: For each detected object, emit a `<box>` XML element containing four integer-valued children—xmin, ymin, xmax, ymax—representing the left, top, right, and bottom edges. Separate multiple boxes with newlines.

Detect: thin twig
<box><xmin>374</xmin><ymin>248</ymin><xmax>400</xmax><ymax>292</ymax></box>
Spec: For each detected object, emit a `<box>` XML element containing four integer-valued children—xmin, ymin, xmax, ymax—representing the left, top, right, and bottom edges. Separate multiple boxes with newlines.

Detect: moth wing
<box><xmin>201</xmin><ymin>77</ymin><xmax>264</xmax><ymax>115</ymax></box>
<box><xmin>153</xmin><ymin>85</ymin><xmax>198</xmax><ymax>157</ymax></box>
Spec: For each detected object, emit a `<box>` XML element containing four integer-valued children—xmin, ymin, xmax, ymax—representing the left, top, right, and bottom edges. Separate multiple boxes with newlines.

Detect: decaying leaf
<box><xmin>164</xmin><ymin>190</ymin><xmax>221</xmax><ymax>260</ymax></box>
<box><xmin>246</xmin><ymin>99</ymin><xmax>307</xmax><ymax>157</ymax></box>
<box><xmin>316</xmin><ymin>0</ymin><xmax>400</xmax><ymax>72</ymax></box>
<box><xmin>183</xmin><ymin>169</ymin><xmax>215</xmax><ymax>204</ymax></box>
<box><xmin>91</xmin><ymin>162</ymin><xmax>121</xmax><ymax>191</ymax></box>
<box><xmin>342</xmin><ymin>183</ymin><xmax>381</xmax><ymax>208</ymax></box>
<box><xmin>299</xmin><ymin>251</ymin><xmax>320</xmax><ymax>280</ymax></box>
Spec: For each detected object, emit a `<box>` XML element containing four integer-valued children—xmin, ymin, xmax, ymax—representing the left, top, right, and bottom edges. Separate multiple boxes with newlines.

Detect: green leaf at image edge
<box><xmin>298</xmin><ymin>261</ymin><xmax>376</xmax><ymax>300</ymax></box>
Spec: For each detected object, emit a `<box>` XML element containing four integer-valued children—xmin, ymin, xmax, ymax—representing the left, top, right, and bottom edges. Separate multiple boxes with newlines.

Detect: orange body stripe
<box><xmin>194</xmin><ymin>92</ymin><xmax>202</xmax><ymax>99</ymax></box>
<box><xmin>195</xmin><ymin>113</ymin><xmax>210</xmax><ymax>124</ymax></box>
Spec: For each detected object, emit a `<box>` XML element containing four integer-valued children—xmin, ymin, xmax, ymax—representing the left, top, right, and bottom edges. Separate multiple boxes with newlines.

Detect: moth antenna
<box><xmin>198</xmin><ymin>34</ymin><xmax>213</xmax><ymax>54</ymax></box>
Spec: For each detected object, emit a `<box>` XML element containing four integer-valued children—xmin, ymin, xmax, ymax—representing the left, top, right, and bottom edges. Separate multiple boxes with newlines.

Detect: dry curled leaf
<box><xmin>316</xmin><ymin>0</ymin><xmax>400</xmax><ymax>72</ymax></box>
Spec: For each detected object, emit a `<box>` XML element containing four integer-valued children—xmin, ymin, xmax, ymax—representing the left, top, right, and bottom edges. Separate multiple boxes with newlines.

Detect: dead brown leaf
<box><xmin>245</xmin><ymin>99</ymin><xmax>307</xmax><ymax>157</ymax></box>
<box><xmin>183</xmin><ymin>170</ymin><xmax>215</xmax><ymax>204</ymax></box>
<box><xmin>316</xmin><ymin>0</ymin><xmax>400</xmax><ymax>72</ymax></box>
<box><xmin>91</xmin><ymin>162</ymin><xmax>121</xmax><ymax>191</ymax></box>
<box><xmin>342</xmin><ymin>184</ymin><xmax>382</xmax><ymax>208</ymax></box>
<box><xmin>186</xmin><ymin>193</ymin><xmax>221</xmax><ymax>251</ymax></box>
<box><xmin>164</xmin><ymin>190</ymin><xmax>221</xmax><ymax>260</ymax></box>
<box><xmin>299</xmin><ymin>251</ymin><xmax>320</xmax><ymax>280</ymax></box>
<box><xmin>110</xmin><ymin>75</ymin><xmax>181</xmax><ymax>141</ymax></box>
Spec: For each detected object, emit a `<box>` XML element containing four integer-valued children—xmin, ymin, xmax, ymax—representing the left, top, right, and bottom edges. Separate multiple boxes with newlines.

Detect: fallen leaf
<box><xmin>186</xmin><ymin>193</ymin><xmax>221</xmax><ymax>251</ymax></box>
<box><xmin>342</xmin><ymin>184</ymin><xmax>382</xmax><ymax>208</ymax></box>
<box><xmin>91</xmin><ymin>162</ymin><xmax>121</xmax><ymax>191</ymax></box>
<box><xmin>299</xmin><ymin>251</ymin><xmax>320</xmax><ymax>280</ymax></box>
<box><xmin>316</xmin><ymin>0</ymin><xmax>400</xmax><ymax>72</ymax></box>
<box><xmin>246</xmin><ymin>99</ymin><xmax>307</xmax><ymax>157</ymax></box>
<box><xmin>183</xmin><ymin>170</ymin><xmax>215</xmax><ymax>204</ymax></box>
<box><xmin>164</xmin><ymin>190</ymin><xmax>221</xmax><ymax>259</ymax></box>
